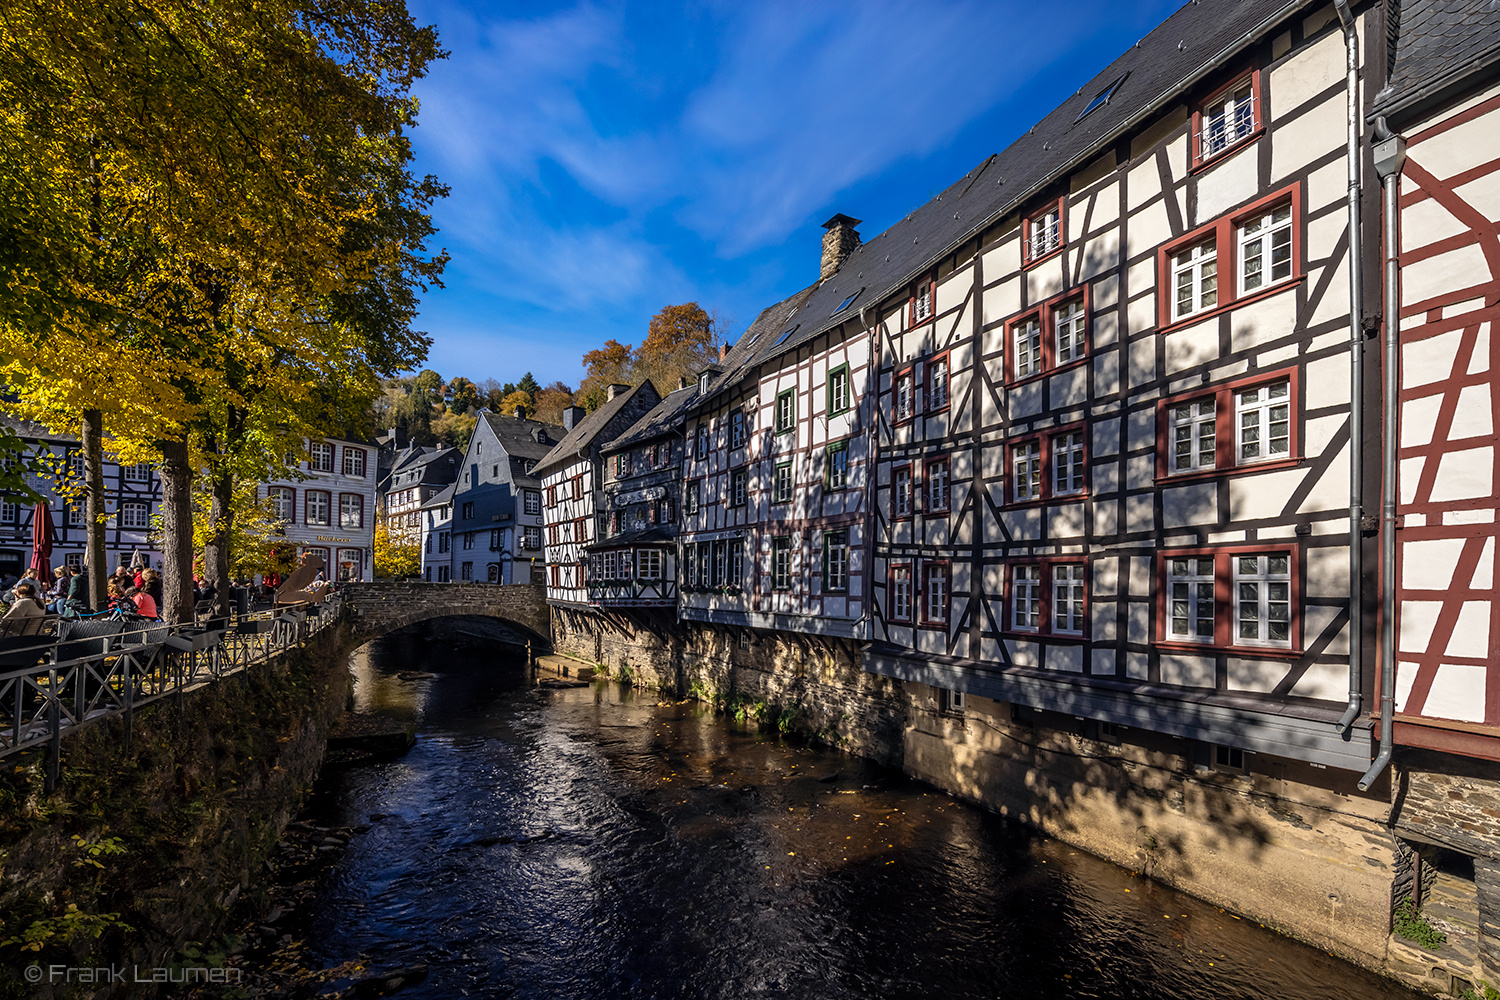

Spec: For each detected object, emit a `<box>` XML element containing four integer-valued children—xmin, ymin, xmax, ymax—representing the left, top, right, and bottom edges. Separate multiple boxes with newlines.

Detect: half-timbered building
<box><xmin>0</xmin><ymin>416</ymin><xmax>162</xmax><ymax>577</ymax></box>
<box><xmin>536</xmin><ymin>383</ymin><xmax>659</xmax><ymax>615</ymax></box>
<box><xmin>591</xmin><ymin>384</ymin><xmax>699</xmax><ymax>613</ymax></box>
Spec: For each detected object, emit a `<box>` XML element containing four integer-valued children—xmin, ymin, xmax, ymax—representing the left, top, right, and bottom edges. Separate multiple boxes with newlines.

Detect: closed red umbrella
<box><xmin>30</xmin><ymin>503</ymin><xmax>54</xmax><ymax>578</ymax></box>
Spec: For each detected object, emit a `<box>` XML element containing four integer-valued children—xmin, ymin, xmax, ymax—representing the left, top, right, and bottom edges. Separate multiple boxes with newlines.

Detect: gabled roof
<box><xmin>603</xmin><ymin>385</ymin><xmax>700</xmax><ymax>452</ymax></box>
<box><xmin>1373</xmin><ymin>0</ymin><xmax>1500</xmax><ymax>122</ymax></box>
<box><xmin>477</xmin><ymin>411</ymin><xmax>567</xmax><ymax>464</ymax></box>
<box><xmin>534</xmin><ymin>382</ymin><xmax>660</xmax><ymax>474</ymax></box>
<box><xmin>421</xmin><ymin>482</ymin><xmax>455</xmax><ymax>510</ymax></box>
<box><xmin>698</xmin><ymin>0</ymin><xmax>1310</xmax><ymax>402</ymax></box>
<box><xmin>388</xmin><ymin>446</ymin><xmax>460</xmax><ymax>488</ymax></box>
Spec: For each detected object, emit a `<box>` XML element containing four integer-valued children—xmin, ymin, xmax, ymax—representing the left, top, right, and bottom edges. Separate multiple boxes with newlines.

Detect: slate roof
<box><xmin>0</xmin><ymin>414</ymin><xmax>71</xmax><ymax>442</ymax></box>
<box><xmin>686</xmin><ymin>283</ymin><xmax>819</xmax><ymax>413</ymax></box>
<box><xmin>533</xmin><ymin>383</ymin><xmax>659</xmax><ymax>475</ymax></box>
<box><xmin>585</xmin><ymin>525</ymin><xmax>675</xmax><ymax>550</ymax></box>
<box><xmin>387</xmin><ymin>446</ymin><xmax>460</xmax><ymax>489</ymax></box>
<box><xmin>698</xmin><ymin>0</ymin><xmax>1311</xmax><ymax>402</ymax></box>
<box><xmin>479</xmin><ymin>411</ymin><xmax>567</xmax><ymax>463</ymax></box>
<box><xmin>421</xmin><ymin>483</ymin><xmax>455</xmax><ymax>511</ymax></box>
<box><xmin>1373</xmin><ymin>0</ymin><xmax>1500</xmax><ymax>121</ymax></box>
<box><xmin>603</xmin><ymin>385</ymin><xmax>700</xmax><ymax>452</ymax></box>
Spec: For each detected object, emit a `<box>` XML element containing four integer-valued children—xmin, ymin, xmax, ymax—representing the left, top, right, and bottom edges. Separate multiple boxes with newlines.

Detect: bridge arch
<box><xmin>339</xmin><ymin>582</ymin><xmax>551</xmax><ymax>649</ymax></box>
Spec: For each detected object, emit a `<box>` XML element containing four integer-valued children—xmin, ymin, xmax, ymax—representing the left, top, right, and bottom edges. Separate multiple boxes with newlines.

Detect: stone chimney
<box><xmin>606</xmin><ymin>383</ymin><xmax>630</xmax><ymax>401</ymax></box>
<box><xmin>513</xmin><ymin>405</ymin><xmax>526</xmax><ymax>419</ymax></box>
<box><xmin>820</xmin><ymin>213</ymin><xmax>862</xmax><ymax>281</ymax></box>
<box><xmin>562</xmin><ymin>406</ymin><xmax>585</xmax><ymax>430</ymax></box>
<box><xmin>678</xmin><ymin>376</ymin><xmax>689</xmax><ymax>390</ymax></box>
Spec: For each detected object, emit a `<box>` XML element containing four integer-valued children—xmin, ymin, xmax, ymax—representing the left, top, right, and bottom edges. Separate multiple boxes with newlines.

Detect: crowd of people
<box><xmin>0</xmin><ymin>563</ymin><xmax>176</xmax><ymax>621</ymax></box>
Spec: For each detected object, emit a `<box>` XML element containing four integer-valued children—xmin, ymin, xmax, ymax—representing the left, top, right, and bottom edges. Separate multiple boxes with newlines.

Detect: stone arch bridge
<box><xmin>339</xmin><ymin>581</ymin><xmax>550</xmax><ymax>648</ymax></box>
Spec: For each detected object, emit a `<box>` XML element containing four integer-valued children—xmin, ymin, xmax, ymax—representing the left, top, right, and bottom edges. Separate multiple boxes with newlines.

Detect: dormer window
<box><xmin>699</xmin><ymin>372</ymin><xmax>711</xmax><ymax>394</ymax></box>
<box><xmin>1193</xmin><ymin>69</ymin><xmax>1263</xmax><ymax>167</ymax></box>
<box><xmin>1023</xmin><ymin>199</ymin><xmax>1063</xmax><ymax>265</ymax></box>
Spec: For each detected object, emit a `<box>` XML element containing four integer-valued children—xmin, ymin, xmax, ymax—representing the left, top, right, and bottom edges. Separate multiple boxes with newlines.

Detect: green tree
<box><xmin>0</xmin><ymin>0</ymin><xmax>446</xmax><ymax>620</ymax></box>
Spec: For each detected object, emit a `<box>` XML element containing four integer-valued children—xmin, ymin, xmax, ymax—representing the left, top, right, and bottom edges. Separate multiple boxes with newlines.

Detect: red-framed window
<box><xmin>267</xmin><ymin>486</ymin><xmax>295</xmax><ymax>522</ymax></box>
<box><xmin>1006</xmin><ymin>421</ymin><xmax>1087</xmax><ymax>505</ymax></box>
<box><xmin>909</xmin><ymin>273</ymin><xmax>936</xmax><ymax>326</ymax></box>
<box><xmin>550</xmin><ymin>564</ymin><xmax>561</xmax><ymax>589</ymax></box>
<box><xmin>1157</xmin><ymin>183</ymin><xmax>1302</xmax><ymax>329</ymax></box>
<box><xmin>1023</xmin><ymin>196</ymin><xmax>1064</xmax><ymax>267</ymax></box>
<box><xmin>925</xmin><ymin>456</ymin><xmax>950</xmax><ymax>514</ymax></box>
<box><xmin>1003</xmin><ymin>559</ymin><xmax>1088</xmax><ymax>638</ymax></box>
<box><xmin>1006</xmin><ymin>285</ymin><xmax>1090</xmax><ymax>383</ymax></box>
<box><xmin>546</xmin><ymin>485</ymin><xmax>556</xmax><ymax>508</ymax></box>
<box><xmin>891</xmin><ymin>462</ymin><xmax>914</xmax><ymax>520</ymax></box>
<box><xmin>893</xmin><ymin>366</ymin><xmax>916</xmax><ymax>424</ymax></box>
<box><xmin>574</xmin><ymin>516</ymin><xmax>586</xmax><ymax>541</ymax></box>
<box><xmin>920</xmin><ymin>560</ymin><xmax>950</xmax><ymax>627</ymax></box>
<box><xmin>1154</xmin><ymin>367</ymin><xmax>1299</xmax><ymax>482</ymax></box>
<box><xmin>1155</xmin><ymin>545</ymin><xmax>1301</xmax><ymax>654</ymax></box>
<box><xmin>1191</xmin><ymin>67</ymin><xmax>1264</xmax><ymax>169</ymax></box>
<box><xmin>338</xmin><ymin>493</ymin><xmax>364</xmax><ymax>529</ymax></box>
<box><xmin>572</xmin><ymin>476</ymin><xmax>583</xmax><ymax>500</ymax></box>
<box><xmin>888</xmin><ymin>561</ymin><xmax>914</xmax><ymax>623</ymax></box>
<box><xmin>927</xmin><ymin>353</ymin><xmax>950</xmax><ymax>412</ymax></box>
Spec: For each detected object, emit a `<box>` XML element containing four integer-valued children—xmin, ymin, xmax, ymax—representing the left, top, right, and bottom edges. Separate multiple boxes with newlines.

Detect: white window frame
<box><xmin>729</xmin><ymin>542</ymin><xmax>745</xmax><ymax>587</ymax></box>
<box><xmin>1053</xmin><ymin>564</ymin><xmax>1086</xmax><ymax>635</ymax></box>
<box><xmin>121</xmin><ymin>463</ymin><xmax>151</xmax><ymax>483</ymax></box>
<box><xmin>1167</xmin><ymin>556</ymin><xmax>1216</xmax><ymax>643</ymax></box>
<box><xmin>730</xmin><ymin>411</ymin><xmax>746</xmax><ymax>449</ymax></box>
<box><xmin>771</xmin><ymin>536</ymin><xmax>792</xmax><ymax>590</ymax></box>
<box><xmin>929</xmin><ymin>358</ymin><xmax>949</xmax><ymax>409</ymax></box>
<box><xmin>893</xmin><ymin>466</ymin><xmax>913</xmax><ymax>517</ymax></box>
<box><xmin>926</xmin><ymin>459</ymin><xmax>949</xmax><ymax>513</ymax></box>
<box><xmin>339</xmin><ymin>493</ymin><xmax>363</xmax><ymax>529</ymax></box>
<box><xmin>824</xmin><ymin>530</ymin><xmax>848</xmax><ymax>593</ymax></box>
<box><xmin>827</xmin><ymin>442</ymin><xmax>849</xmax><ymax>490</ymax></box>
<box><xmin>1172</xmin><ymin>240</ymin><xmax>1219</xmax><ymax>320</ymax></box>
<box><xmin>924</xmin><ymin>563</ymin><xmax>948</xmax><ymax>625</ymax></box>
<box><xmin>120</xmin><ymin>501</ymin><xmax>150</xmax><ymax>529</ymax></box>
<box><xmin>890</xmin><ymin>564</ymin><xmax>913</xmax><ymax>622</ymax></box>
<box><xmin>1015</xmin><ymin>317</ymin><xmax>1042</xmax><ymax>378</ymax></box>
<box><xmin>1027</xmin><ymin>206</ymin><xmax>1060</xmax><ymax>261</ymax></box>
<box><xmin>1238</xmin><ymin>205</ymin><xmax>1293</xmax><ymax>295</ymax></box>
<box><xmin>1170</xmin><ymin>399</ymin><xmax>1218</xmax><ymax>474</ymax></box>
<box><xmin>1201</xmin><ymin>80</ymin><xmax>1255</xmax><ymax>160</ymax></box>
<box><xmin>269</xmin><ymin>487</ymin><xmax>294</xmax><ymax>521</ymax></box>
<box><xmin>895</xmin><ymin>371</ymin><xmax>914</xmax><ymax>422</ymax></box>
<box><xmin>523</xmin><ymin>526</ymin><xmax>541</xmax><ymax>550</ymax></box>
<box><xmin>343</xmin><ymin>448</ymin><xmax>366</xmax><ymax>477</ymax></box>
<box><xmin>525</xmin><ymin>491</ymin><xmax>541</xmax><ymax>515</ymax></box>
<box><xmin>305</xmin><ymin>490</ymin><xmax>331</xmax><ymax>527</ymax></box>
<box><xmin>1233</xmin><ymin>552</ymin><xmax>1292</xmax><ymax>647</ymax></box>
<box><xmin>1013</xmin><ymin>441</ymin><xmax>1041</xmax><ymax>502</ymax></box>
<box><xmin>774</xmin><ymin>462</ymin><xmax>793</xmax><ymax>504</ymax></box>
<box><xmin>0</xmin><ymin>501</ymin><xmax>17</xmax><ymax>525</ymax></box>
<box><xmin>776</xmin><ymin>392</ymin><xmax>795</xmax><ymax>433</ymax></box>
<box><xmin>1234</xmin><ymin>380</ymin><xmax>1291</xmax><ymax>465</ymax></box>
<box><xmin>1052</xmin><ymin>431</ymin><xmax>1085</xmax><ymax>495</ymax></box>
<box><xmin>1013</xmin><ymin>565</ymin><xmax>1041</xmax><ymax>631</ymax></box>
<box><xmin>830</xmin><ymin>368</ymin><xmax>850</xmax><ymax>414</ymax></box>
<box><xmin>309</xmin><ymin>442</ymin><xmax>334</xmax><ymax>473</ymax></box>
<box><xmin>913</xmin><ymin>280</ymin><xmax>933</xmax><ymax>323</ymax></box>
<box><xmin>731</xmin><ymin>468</ymin><xmax>748</xmax><ymax>506</ymax></box>
<box><xmin>638</xmin><ymin>548</ymin><xmax>663</xmax><ymax>580</ymax></box>
<box><xmin>1055</xmin><ymin>298</ymin><xmax>1085</xmax><ymax>364</ymax></box>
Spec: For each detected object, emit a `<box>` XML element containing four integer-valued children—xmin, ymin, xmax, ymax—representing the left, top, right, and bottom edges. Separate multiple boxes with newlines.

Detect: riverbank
<box><xmin>0</xmin><ymin>626</ymin><xmax>351</xmax><ymax>999</ymax></box>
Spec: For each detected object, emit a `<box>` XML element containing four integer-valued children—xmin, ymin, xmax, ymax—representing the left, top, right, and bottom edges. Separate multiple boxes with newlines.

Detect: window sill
<box><xmin>1190</xmin><ymin>127</ymin><xmax>1265</xmax><ymax>174</ymax></box>
<box><xmin>1005</xmin><ymin>354</ymin><xmax>1089</xmax><ymax>389</ymax></box>
<box><xmin>1159</xmin><ymin>277</ymin><xmax>1303</xmax><ymax>334</ymax></box>
<box><xmin>1156</xmin><ymin>456</ymin><xmax>1301</xmax><ymax>485</ymax></box>
<box><xmin>998</xmin><ymin>630</ymin><xmax>1086</xmax><ymax>644</ymax></box>
<box><xmin>1155</xmin><ymin>640</ymin><xmax>1301</xmax><ymax>660</ymax></box>
<box><xmin>1001</xmin><ymin>491</ymin><xmax>1089</xmax><ymax>511</ymax></box>
<box><xmin>917</xmin><ymin>621</ymin><xmax>949</xmax><ymax>631</ymax></box>
<box><xmin>1022</xmin><ymin>244</ymin><xmax>1065</xmax><ymax>271</ymax></box>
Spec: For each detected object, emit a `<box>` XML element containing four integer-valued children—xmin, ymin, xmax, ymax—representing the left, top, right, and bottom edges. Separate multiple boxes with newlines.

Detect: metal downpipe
<box><xmin>1360</xmin><ymin>117</ymin><xmax>1406</xmax><ymax>792</ymax></box>
<box><xmin>1334</xmin><ymin>0</ymin><xmax>1366</xmax><ymax>734</ymax></box>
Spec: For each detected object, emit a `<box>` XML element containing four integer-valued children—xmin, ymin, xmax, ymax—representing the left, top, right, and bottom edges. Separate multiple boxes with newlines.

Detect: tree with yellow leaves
<box><xmin>0</xmin><ymin>0</ymin><xmax>446</xmax><ymax>619</ymax></box>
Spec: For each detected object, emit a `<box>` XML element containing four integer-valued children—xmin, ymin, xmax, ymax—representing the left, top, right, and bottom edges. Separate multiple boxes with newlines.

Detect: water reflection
<box><xmin>307</xmin><ymin>633</ymin><xmax>1420</xmax><ymax>1000</ymax></box>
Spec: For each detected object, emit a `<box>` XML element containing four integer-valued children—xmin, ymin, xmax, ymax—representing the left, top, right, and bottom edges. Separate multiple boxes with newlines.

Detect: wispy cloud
<box><xmin>405</xmin><ymin>0</ymin><xmax>1176</xmax><ymax>383</ymax></box>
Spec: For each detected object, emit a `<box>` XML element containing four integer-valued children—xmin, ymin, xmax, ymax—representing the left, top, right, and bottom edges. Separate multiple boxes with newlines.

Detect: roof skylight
<box><xmin>775</xmin><ymin>323</ymin><xmax>799</xmax><ymax>347</ymax></box>
<box><xmin>1076</xmin><ymin>72</ymin><xmax>1128</xmax><ymax>122</ymax></box>
<box><xmin>832</xmin><ymin>288</ymin><xmax>863</xmax><ymax>315</ymax></box>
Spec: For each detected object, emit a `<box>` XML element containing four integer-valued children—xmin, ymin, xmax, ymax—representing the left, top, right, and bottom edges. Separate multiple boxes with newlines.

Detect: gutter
<box><xmin>1360</xmin><ymin>115</ymin><xmax>1407</xmax><ymax>792</ymax></box>
<box><xmin>1333</xmin><ymin>0</ymin><xmax>1367</xmax><ymax>736</ymax></box>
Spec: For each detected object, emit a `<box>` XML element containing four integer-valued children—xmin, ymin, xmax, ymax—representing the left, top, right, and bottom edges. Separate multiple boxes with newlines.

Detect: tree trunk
<box><xmin>202</xmin><ymin>471</ymin><xmax>234</xmax><ymax>618</ymax></box>
<box><xmin>157</xmin><ymin>436</ymin><xmax>195</xmax><ymax>623</ymax></box>
<box><xmin>81</xmin><ymin>408</ymin><xmax>107</xmax><ymax>610</ymax></box>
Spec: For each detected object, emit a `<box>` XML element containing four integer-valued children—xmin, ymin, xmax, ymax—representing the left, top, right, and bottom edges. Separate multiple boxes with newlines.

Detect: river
<box><xmin>296</xmin><ymin>627</ymin><xmax>1424</xmax><ymax>1000</ymax></box>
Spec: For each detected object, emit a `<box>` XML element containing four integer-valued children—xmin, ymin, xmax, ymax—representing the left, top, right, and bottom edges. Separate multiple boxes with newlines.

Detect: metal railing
<box><xmin>0</xmin><ymin>593</ymin><xmax>343</xmax><ymax>790</ymax></box>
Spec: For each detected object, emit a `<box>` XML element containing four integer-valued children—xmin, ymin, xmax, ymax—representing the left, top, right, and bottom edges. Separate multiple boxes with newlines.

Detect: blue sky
<box><xmin>405</xmin><ymin>0</ymin><xmax>1183</xmax><ymax>388</ymax></box>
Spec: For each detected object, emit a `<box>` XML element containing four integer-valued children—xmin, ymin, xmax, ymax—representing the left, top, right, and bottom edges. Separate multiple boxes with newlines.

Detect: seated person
<box><xmin>3</xmin><ymin>583</ymin><xmax>45</xmax><ymax>619</ymax></box>
<box><xmin>125</xmin><ymin>586</ymin><xmax>158</xmax><ymax>619</ymax></box>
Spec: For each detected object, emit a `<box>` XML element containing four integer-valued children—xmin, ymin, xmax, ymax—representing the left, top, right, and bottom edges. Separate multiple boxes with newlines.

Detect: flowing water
<box><xmin>300</xmin><ymin>628</ymin><xmax>1423</xmax><ymax>1000</ymax></box>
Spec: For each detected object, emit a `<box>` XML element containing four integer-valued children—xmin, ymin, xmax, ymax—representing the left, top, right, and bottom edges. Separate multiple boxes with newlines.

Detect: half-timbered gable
<box><xmin>536</xmin><ymin>383</ymin><xmax>660</xmax><ymax>608</ymax></box>
<box><xmin>381</xmin><ymin>445</ymin><xmax>459</xmax><ymax>544</ymax></box>
<box><xmin>851</xmin><ymin>0</ymin><xmax>1388</xmax><ymax>773</ymax></box>
<box><xmin>592</xmin><ymin>386</ymin><xmax>699</xmax><ymax>610</ymax></box>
